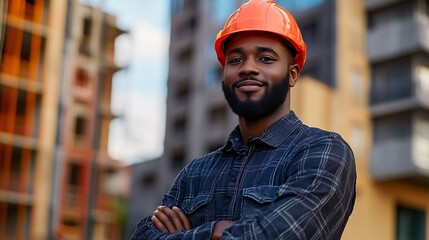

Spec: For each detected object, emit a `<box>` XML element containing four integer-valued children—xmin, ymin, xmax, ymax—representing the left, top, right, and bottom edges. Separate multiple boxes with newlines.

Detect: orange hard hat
<box><xmin>214</xmin><ymin>0</ymin><xmax>307</xmax><ymax>71</ymax></box>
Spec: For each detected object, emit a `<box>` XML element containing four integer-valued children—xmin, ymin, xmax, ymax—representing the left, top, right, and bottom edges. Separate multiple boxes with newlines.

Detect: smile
<box><xmin>234</xmin><ymin>79</ymin><xmax>265</xmax><ymax>92</ymax></box>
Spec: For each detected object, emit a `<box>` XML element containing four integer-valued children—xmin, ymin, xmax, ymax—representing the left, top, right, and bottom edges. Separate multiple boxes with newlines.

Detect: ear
<box><xmin>289</xmin><ymin>64</ymin><xmax>300</xmax><ymax>87</ymax></box>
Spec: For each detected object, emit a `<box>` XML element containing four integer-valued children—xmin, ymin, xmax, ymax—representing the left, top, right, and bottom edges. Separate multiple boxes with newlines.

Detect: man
<box><xmin>131</xmin><ymin>0</ymin><xmax>356</xmax><ymax>239</ymax></box>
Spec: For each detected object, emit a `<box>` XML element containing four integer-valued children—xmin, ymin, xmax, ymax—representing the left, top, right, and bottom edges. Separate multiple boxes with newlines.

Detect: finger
<box><xmin>173</xmin><ymin>206</ymin><xmax>192</xmax><ymax>230</ymax></box>
<box><xmin>158</xmin><ymin>206</ymin><xmax>185</xmax><ymax>231</ymax></box>
<box><xmin>151</xmin><ymin>215</ymin><xmax>168</xmax><ymax>232</ymax></box>
<box><xmin>153</xmin><ymin>209</ymin><xmax>176</xmax><ymax>232</ymax></box>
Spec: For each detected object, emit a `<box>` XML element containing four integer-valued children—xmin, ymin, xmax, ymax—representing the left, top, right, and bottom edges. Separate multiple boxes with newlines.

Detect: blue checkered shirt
<box><xmin>131</xmin><ymin>111</ymin><xmax>356</xmax><ymax>239</ymax></box>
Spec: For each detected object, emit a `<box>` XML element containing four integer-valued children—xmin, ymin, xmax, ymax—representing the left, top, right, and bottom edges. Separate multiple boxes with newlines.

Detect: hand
<box><xmin>151</xmin><ymin>206</ymin><xmax>192</xmax><ymax>233</ymax></box>
<box><xmin>211</xmin><ymin>220</ymin><xmax>235</xmax><ymax>240</ymax></box>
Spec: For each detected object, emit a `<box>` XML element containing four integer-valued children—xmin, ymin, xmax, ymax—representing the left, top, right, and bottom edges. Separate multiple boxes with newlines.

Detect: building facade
<box><xmin>128</xmin><ymin>0</ymin><xmax>429</xmax><ymax>239</ymax></box>
<box><xmin>0</xmin><ymin>0</ymin><xmax>127</xmax><ymax>239</ymax></box>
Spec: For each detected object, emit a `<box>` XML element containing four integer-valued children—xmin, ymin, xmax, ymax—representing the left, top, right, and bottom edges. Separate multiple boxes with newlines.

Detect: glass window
<box><xmin>396</xmin><ymin>205</ymin><xmax>426</xmax><ymax>240</ymax></box>
<box><xmin>368</xmin><ymin>1</ymin><xmax>412</xmax><ymax>30</ymax></box>
<box><xmin>204</xmin><ymin>66</ymin><xmax>222</xmax><ymax>87</ymax></box>
<box><xmin>373</xmin><ymin>113</ymin><xmax>411</xmax><ymax>144</ymax></box>
<box><xmin>370</xmin><ymin>58</ymin><xmax>412</xmax><ymax>105</ymax></box>
<box><xmin>20</xmin><ymin>31</ymin><xmax>32</xmax><ymax>61</ymax></box>
<box><xmin>208</xmin><ymin>104</ymin><xmax>227</xmax><ymax>124</ymax></box>
<box><xmin>69</xmin><ymin>162</ymin><xmax>82</xmax><ymax>187</ymax></box>
<box><xmin>171</xmin><ymin>148</ymin><xmax>185</xmax><ymax>170</ymax></box>
<box><xmin>6</xmin><ymin>204</ymin><xmax>18</xmax><ymax>235</ymax></box>
<box><xmin>212</xmin><ymin>0</ymin><xmax>236</xmax><ymax>24</ymax></box>
<box><xmin>74</xmin><ymin>116</ymin><xmax>87</xmax><ymax>145</ymax></box>
<box><xmin>277</xmin><ymin>0</ymin><xmax>325</xmax><ymax>12</ymax></box>
<box><xmin>172</xmin><ymin>0</ymin><xmax>185</xmax><ymax>14</ymax></box>
<box><xmin>75</xmin><ymin>68</ymin><xmax>89</xmax><ymax>88</ymax></box>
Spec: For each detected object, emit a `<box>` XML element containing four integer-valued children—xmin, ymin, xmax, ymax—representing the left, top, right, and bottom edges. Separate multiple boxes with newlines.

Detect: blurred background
<box><xmin>1</xmin><ymin>0</ymin><xmax>429</xmax><ymax>239</ymax></box>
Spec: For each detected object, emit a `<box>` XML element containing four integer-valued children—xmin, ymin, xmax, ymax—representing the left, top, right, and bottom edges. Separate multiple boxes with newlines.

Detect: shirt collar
<box><xmin>222</xmin><ymin>111</ymin><xmax>302</xmax><ymax>152</ymax></box>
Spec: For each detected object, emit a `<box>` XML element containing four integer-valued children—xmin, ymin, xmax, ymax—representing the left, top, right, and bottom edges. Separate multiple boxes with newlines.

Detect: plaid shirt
<box><xmin>131</xmin><ymin>112</ymin><xmax>356</xmax><ymax>239</ymax></box>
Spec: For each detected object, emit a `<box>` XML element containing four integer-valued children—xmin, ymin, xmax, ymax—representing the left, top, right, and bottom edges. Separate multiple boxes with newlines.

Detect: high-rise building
<box><xmin>349</xmin><ymin>0</ymin><xmax>429</xmax><ymax>239</ymax></box>
<box><xmin>128</xmin><ymin>0</ymin><xmax>429</xmax><ymax>239</ymax></box>
<box><xmin>0</xmin><ymin>0</ymin><xmax>127</xmax><ymax>239</ymax></box>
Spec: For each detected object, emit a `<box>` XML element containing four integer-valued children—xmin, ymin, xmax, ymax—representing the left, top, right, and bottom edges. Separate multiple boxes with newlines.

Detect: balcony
<box><xmin>370</xmin><ymin>61</ymin><xmax>429</xmax><ymax>117</ymax></box>
<box><xmin>371</xmin><ymin>111</ymin><xmax>429</xmax><ymax>183</ymax></box>
<box><xmin>365</xmin><ymin>0</ymin><xmax>405</xmax><ymax>11</ymax></box>
<box><xmin>367</xmin><ymin>17</ymin><xmax>429</xmax><ymax>63</ymax></box>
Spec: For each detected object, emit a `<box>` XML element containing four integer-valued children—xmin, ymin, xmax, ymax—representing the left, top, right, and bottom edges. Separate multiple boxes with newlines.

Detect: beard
<box><xmin>222</xmin><ymin>72</ymin><xmax>290</xmax><ymax>122</ymax></box>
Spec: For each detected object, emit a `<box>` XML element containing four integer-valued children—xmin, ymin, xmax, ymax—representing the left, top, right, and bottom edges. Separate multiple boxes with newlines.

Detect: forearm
<box><xmin>131</xmin><ymin>216</ymin><xmax>218</xmax><ymax>240</ymax></box>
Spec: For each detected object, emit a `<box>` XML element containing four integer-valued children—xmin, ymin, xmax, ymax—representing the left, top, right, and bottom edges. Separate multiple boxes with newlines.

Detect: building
<box><xmin>347</xmin><ymin>0</ymin><xmax>429</xmax><ymax>239</ymax></box>
<box><xmin>125</xmin><ymin>158</ymin><xmax>162</xmax><ymax>239</ymax></box>
<box><xmin>0</xmin><ymin>0</ymin><xmax>127</xmax><ymax>239</ymax></box>
<box><xmin>127</xmin><ymin>0</ymin><xmax>429</xmax><ymax>239</ymax></box>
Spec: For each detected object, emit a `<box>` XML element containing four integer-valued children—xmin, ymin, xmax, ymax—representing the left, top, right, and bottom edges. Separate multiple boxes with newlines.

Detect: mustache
<box><xmin>231</xmin><ymin>77</ymin><xmax>268</xmax><ymax>89</ymax></box>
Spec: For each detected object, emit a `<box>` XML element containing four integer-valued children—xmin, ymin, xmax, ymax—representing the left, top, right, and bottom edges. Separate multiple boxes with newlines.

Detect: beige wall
<box><xmin>31</xmin><ymin>0</ymin><xmax>67</xmax><ymax>238</ymax></box>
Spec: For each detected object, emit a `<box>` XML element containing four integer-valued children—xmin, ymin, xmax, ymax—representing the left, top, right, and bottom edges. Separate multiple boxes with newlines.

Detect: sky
<box><xmin>93</xmin><ymin>0</ymin><xmax>171</xmax><ymax>164</ymax></box>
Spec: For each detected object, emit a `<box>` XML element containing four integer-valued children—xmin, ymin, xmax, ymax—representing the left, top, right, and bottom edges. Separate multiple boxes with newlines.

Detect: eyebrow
<box><xmin>226</xmin><ymin>46</ymin><xmax>279</xmax><ymax>57</ymax></box>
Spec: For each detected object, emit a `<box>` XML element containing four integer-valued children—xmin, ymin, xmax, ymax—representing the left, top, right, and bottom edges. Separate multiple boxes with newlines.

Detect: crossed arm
<box><xmin>151</xmin><ymin>205</ymin><xmax>234</xmax><ymax>240</ymax></box>
<box><xmin>132</xmin><ymin>136</ymin><xmax>356</xmax><ymax>239</ymax></box>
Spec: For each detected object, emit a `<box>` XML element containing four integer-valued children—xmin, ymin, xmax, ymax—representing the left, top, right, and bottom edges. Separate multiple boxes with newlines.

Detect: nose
<box><xmin>239</xmin><ymin>58</ymin><xmax>259</xmax><ymax>77</ymax></box>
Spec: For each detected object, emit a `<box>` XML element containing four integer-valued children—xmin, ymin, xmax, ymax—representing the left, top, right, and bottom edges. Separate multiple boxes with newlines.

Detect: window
<box><xmin>173</xmin><ymin>116</ymin><xmax>187</xmax><ymax>134</ymax></box>
<box><xmin>83</xmin><ymin>18</ymin><xmax>92</xmax><ymax>36</ymax></box>
<box><xmin>171</xmin><ymin>149</ymin><xmax>185</xmax><ymax>170</ymax></box>
<box><xmin>20</xmin><ymin>31</ymin><xmax>32</xmax><ymax>61</ymax></box>
<box><xmin>209</xmin><ymin>104</ymin><xmax>227</xmax><ymax>124</ymax></box>
<box><xmin>75</xmin><ymin>68</ymin><xmax>89</xmax><ymax>87</ymax></box>
<box><xmin>371</xmin><ymin>58</ymin><xmax>412</xmax><ymax>105</ymax></box>
<box><xmin>300</xmin><ymin>22</ymin><xmax>318</xmax><ymax>54</ymax></box>
<box><xmin>177</xmin><ymin>46</ymin><xmax>193</xmax><ymax>63</ymax></box>
<box><xmin>396</xmin><ymin>205</ymin><xmax>426</xmax><ymax>240</ymax></box>
<box><xmin>62</xmin><ymin>217</ymin><xmax>79</xmax><ymax>229</ymax></box>
<box><xmin>66</xmin><ymin>162</ymin><xmax>82</xmax><ymax>206</ymax></box>
<box><xmin>6</xmin><ymin>204</ymin><xmax>18</xmax><ymax>236</ymax></box>
<box><xmin>80</xmin><ymin>18</ymin><xmax>92</xmax><ymax>55</ymax></box>
<box><xmin>10</xmin><ymin>147</ymin><xmax>22</xmax><ymax>191</ymax></box>
<box><xmin>25</xmin><ymin>0</ymin><xmax>36</xmax><ymax>20</ymax></box>
<box><xmin>16</xmin><ymin>90</ymin><xmax>27</xmax><ymax>116</ymax></box>
<box><xmin>373</xmin><ymin>113</ymin><xmax>411</xmax><ymax>144</ymax></box>
<box><xmin>204</xmin><ymin>66</ymin><xmax>223</xmax><ymax>87</ymax></box>
<box><xmin>69</xmin><ymin>163</ymin><xmax>82</xmax><ymax>187</ymax></box>
<box><xmin>176</xmin><ymin>80</ymin><xmax>190</xmax><ymax>100</ymax></box>
<box><xmin>74</xmin><ymin>116</ymin><xmax>87</xmax><ymax>145</ymax></box>
<box><xmin>141</xmin><ymin>174</ymin><xmax>157</xmax><ymax>189</ymax></box>
<box><xmin>172</xmin><ymin>0</ymin><xmax>185</xmax><ymax>14</ymax></box>
<box><xmin>14</xmin><ymin>90</ymin><xmax>28</xmax><ymax>134</ymax></box>
<box><xmin>277</xmin><ymin>0</ymin><xmax>325</xmax><ymax>12</ymax></box>
<box><xmin>368</xmin><ymin>2</ymin><xmax>412</xmax><ymax>30</ymax></box>
<box><xmin>212</xmin><ymin>0</ymin><xmax>236</xmax><ymax>24</ymax></box>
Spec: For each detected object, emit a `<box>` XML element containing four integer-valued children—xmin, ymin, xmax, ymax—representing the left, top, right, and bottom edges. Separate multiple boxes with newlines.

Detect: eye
<box><xmin>227</xmin><ymin>57</ymin><xmax>243</xmax><ymax>64</ymax></box>
<box><xmin>259</xmin><ymin>56</ymin><xmax>276</xmax><ymax>63</ymax></box>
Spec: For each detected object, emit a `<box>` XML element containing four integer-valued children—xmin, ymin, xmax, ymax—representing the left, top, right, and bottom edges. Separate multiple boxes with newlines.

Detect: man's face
<box><xmin>222</xmin><ymin>31</ymin><xmax>293</xmax><ymax>122</ymax></box>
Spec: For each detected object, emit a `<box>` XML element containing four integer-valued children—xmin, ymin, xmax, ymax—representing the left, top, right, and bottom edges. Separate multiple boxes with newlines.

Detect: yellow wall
<box><xmin>293</xmin><ymin>0</ymin><xmax>429</xmax><ymax>239</ymax></box>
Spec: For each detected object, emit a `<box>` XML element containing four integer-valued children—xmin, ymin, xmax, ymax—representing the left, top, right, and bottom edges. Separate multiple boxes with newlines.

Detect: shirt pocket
<box><xmin>242</xmin><ymin>185</ymin><xmax>279</xmax><ymax>217</ymax></box>
<box><xmin>182</xmin><ymin>193</ymin><xmax>214</xmax><ymax>224</ymax></box>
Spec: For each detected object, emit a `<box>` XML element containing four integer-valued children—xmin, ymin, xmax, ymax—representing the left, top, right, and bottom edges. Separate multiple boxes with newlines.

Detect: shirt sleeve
<box><xmin>130</xmin><ymin>167</ymin><xmax>218</xmax><ymax>240</ymax></box>
<box><xmin>130</xmin><ymin>216</ymin><xmax>217</xmax><ymax>240</ymax></box>
<box><xmin>222</xmin><ymin>134</ymin><xmax>357</xmax><ymax>240</ymax></box>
